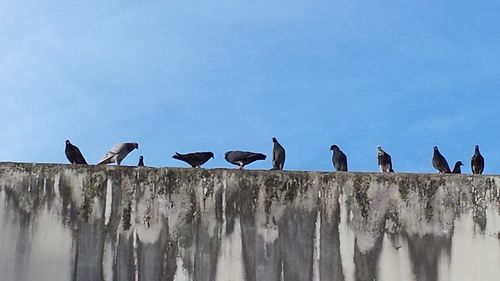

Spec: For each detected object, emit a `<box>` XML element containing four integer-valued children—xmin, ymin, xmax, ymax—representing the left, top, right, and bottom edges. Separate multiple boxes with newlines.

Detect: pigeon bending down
<box><xmin>65</xmin><ymin>140</ymin><xmax>88</xmax><ymax>164</ymax></box>
<box><xmin>452</xmin><ymin>161</ymin><xmax>463</xmax><ymax>174</ymax></box>
<box><xmin>172</xmin><ymin>152</ymin><xmax>214</xmax><ymax>168</ymax></box>
<box><xmin>330</xmin><ymin>145</ymin><xmax>348</xmax><ymax>172</ymax></box>
<box><xmin>471</xmin><ymin>145</ymin><xmax>484</xmax><ymax>175</ymax></box>
<box><xmin>432</xmin><ymin>146</ymin><xmax>450</xmax><ymax>173</ymax></box>
<box><xmin>377</xmin><ymin>146</ymin><xmax>393</xmax><ymax>173</ymax></box>
<box><xmin>271</xmin><ymin>137</ymin><xmax>286</xmax><ymax>170</ymax></box>
<box><xmin>97</xmin><ymin>142</ymin><xmax>139</xmax><ymax>166</ymax></box>
<box><xmin>138</xmin><ymin>156</ymin><xmax>144</xmax><ymax>167</ymax></box>
<box><xmin>224</xmin><ymin>151</ymin><xmax>266</xmax><ymax>169</ymax></box>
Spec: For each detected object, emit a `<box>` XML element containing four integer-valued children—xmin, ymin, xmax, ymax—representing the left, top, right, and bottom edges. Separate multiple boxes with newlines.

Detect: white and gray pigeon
<box><xmin>224</xmin><ymin>151</ymin><xmax>266</xmax><ymax>169</ymax></box>
<box><xmin>271</xmin><ymin>137</ymin><xmax>286</xmax><ymax>170</ymax></box>
<box><xmin>432</xmin><ymin>146</ymin><xmax>451</xmax><ymax>173</ymax></box>
<box><xmin>377</xmin><ymin>146</ymin><xmax>393</xmax><ymax>173</ymax></box>
<box><xmin>97</xmin><ymin>142</ymin><xmax>139</xmax><ymax>166</ymax></box>
<box><xmin>330</xmin><ymin>145</ymin><xmax>348</xmax><ymax>172</ymax></box>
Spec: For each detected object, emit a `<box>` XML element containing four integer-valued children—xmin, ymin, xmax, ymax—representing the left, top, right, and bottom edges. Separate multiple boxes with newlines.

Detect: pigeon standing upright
<box><xmin>65</xmin><ymin>140</ymin><xmax>88</xmax><ymax>164</ymax></box>
<box><xmin>377</xmin><ymin>146</ymin><xmax>393</xmax><ymax>173</ymax></box>
<box><xmin>432</xmin><ymin>146</ymin><xmax>451</xmax><ymax>173</ymax></box>
<box><xmin>452</xmin><ymin>161</ymin><xmax>463</xmax><ymax>174</ymax></box>
<box><xmin>224</xmin><ymin>151</ymin><xmax>266</xmax><ymax>169</ymax></box>
<box><xmin>330</xmin><ymin>145</ymin><xmax>348</xmax><ymax>172</ymax></box>
<box><xmin>137</xmin><ymin>155</ymin><xmax>144</xmax><ymax>167</ymax></box>
<box><xmin>471</xmin><ymin>145</ymin><xmax>484</xmax><ymax>175</ymax></box>
<box><xmin>97</xmin><ymin>142</ymin><xmax>139</xmax><ymax>166</ymax></box>
<box><xmin>172</xmin><ymin>152</ymin><xmax>214</xmax><ymax>168</ymax></box>
<box><xmin>271</xmin><ymin>137</ymin><xmax>286</xmax><ymax>170</ymax></box>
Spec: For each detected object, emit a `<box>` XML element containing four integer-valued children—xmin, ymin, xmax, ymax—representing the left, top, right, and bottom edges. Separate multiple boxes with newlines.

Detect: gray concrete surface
<box><xmin>0</xmin><ymin>162</ymin><xmax>499</xmax><ymax>281</ymax></box>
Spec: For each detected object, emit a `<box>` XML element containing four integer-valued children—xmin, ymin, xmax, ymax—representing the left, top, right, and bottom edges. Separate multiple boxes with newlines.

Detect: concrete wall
<box><xmin>0</xmin><ymin>162</ymin><xmax>499</xmax><ymax>281</ymax></box>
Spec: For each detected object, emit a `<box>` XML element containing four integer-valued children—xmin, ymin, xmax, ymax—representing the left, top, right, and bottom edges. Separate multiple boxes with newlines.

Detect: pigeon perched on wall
<box><xmin>224</xmin><ymin>151</ymin><xmax>266</xmax><ymax>169</ymax></box>
<box><xmin>137</xmin><ymin>155</ymin><xmax>144</xmax><ymax>167</ymax></box>
<box><xmin>330</xmin><ymin>145</ymin><xmax>348</xmax><ymax>172</ymax></box>
<box><xmin>271</xmin><ymin>137</ymin><xmax>286</xmax><ymax>170</ymax></box>
<box><xmin>172</xmin><ymin>152</ymin><xmax>214</xmax><ymax>168</ymax></box>
<box><xmin>432</xmin><ymin>146</ymin><xmax>451</xmax><ymax>173</ymax></box>
<box><xmin>452</xmin><ymin>161</ymin><xmax>463</xmax><ymax>174</ymax></box>
<box><xmin>471</xmin><ymin>145</ymin><xmax>484</xmax><ymax>175</ymax></box>
<box><xmin>377</xmin><ymin>146</ymin><xmax>393</xmax><ymax>173</ymax></box>
<box><xmin>97</xmin><ymin>142</ymin><xmax>139</xmax><ymax>166</ymax></box>
<box><xmin>65</xmin><ymin>140</ymin><xmax>88</xmax><ymax>164</ymax></box>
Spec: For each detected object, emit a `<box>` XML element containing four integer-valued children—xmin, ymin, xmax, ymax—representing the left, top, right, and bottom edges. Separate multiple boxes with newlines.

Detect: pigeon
<box><xmin>330</xmin><ymin>145</ymin><xmax>348</xmax><ymax>172</ymax></box>
<box><xmin>271</xmin><ymin>137</ymin><xmax>286</xmax><ymax>170</ymax></box>
<box><xmin>471</xmin><ymin>145</ymin><xmax>484</xmax><ymax>175</ymax></box>
<box><xmin>452</xmin><ymin>161</ymin><xmax>463</xmax><ymax>174</ymax></box>
<box><xmin>138</xmin><ymin>155</ymin><xmax>144</xmax><ymax>167</ymax></box>
<box><xmin>224</xmin><ymin>151</ymin><xmax>266</xmax><ymax>169</ymax></box>
<box><xmin>97</xmin><ymin>142</ymin><xmax>139</xmax><ymax>166</ymax></box>
<box><xmin>65</xmin><ymin>140</ymin><xmax>88</xmax><ymax>164</ymax></box>
<box><xmin>432</xmin><ymin>146</ymin><xmax>451</xmax><ymax>173</ymax></box>
<box><xmin>172</xmin><ymin>152</ymin><xmax>214</xmax><ymax>168</ymax></box>
<box><xmin>377</xmin><ymin>146</ymin><xmax>393</xmax><ymax>173</ymax></box>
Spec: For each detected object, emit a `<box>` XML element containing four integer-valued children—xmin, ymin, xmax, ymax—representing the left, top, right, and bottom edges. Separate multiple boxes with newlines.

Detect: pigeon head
<box><xmin>125</xmin><ymin>142</ymin><xmax>139</xmax><ymax>152</ymax></box>
<box><xmin>139</xmin><ymin>155</ymin><xmax>143</xmax><ymax>161</ymax></box>
<box><xmin>377</xmin><ymin>146</ymin><xmax>384</xmax><ymax>155</ymax></box>
<box><xmin>330</xmin><ymin>145</ymin><xmax>339</xmax><ymax>151</ymax></box>
<box><xmin>65</xmin><ymin>140</ymin><xmax>71</xmax><ymax>145</ymax></box>
<box><xmin>224</xmin><ymin>152</ymin><xmax>230</xmax><ymax>160</ymax></box>
<box><xmin>457</xmin><ymin>161</ymin><xmax>464</xmax><ymax>166</ymax></box>
<box><xmin>272</xmin><ymin>137</ymin><xmax>278</xmax><ymax>143</ymax></box>
<box><xmin>433</xmin><ymin>146</ymin><xmax>439</xmax><ymax>152</ymax></box>
<box><xmin>475</xmin><ymin>145</ymin><xmax>480</xmax><ymax>151</ymax></box>
<box><xmin>209</xmin><ymin>152</ymin><xmax>215</xmax><ymax>159</ymax></box>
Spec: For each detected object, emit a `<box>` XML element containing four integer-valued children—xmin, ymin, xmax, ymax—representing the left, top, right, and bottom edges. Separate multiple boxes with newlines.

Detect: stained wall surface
<box><xmin>0</xmin><ymin>162</ymin><xmax>499</xmax><ymax>281</ymax></box>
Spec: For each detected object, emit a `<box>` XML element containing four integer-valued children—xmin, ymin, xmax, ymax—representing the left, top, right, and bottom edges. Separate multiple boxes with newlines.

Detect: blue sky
<box><xmin>1</xmin><ymin>1</ymin><xmax>499</xmax><ymax>173</ymax></box>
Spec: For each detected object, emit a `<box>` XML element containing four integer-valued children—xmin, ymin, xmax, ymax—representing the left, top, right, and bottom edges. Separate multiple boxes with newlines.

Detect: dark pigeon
<box><xmin>224</xmin><ymin>151</ymin><xmax>266</xmax><ymax>169</ymax></box>
<box><xmin>138</xmin><ymin>155</ymin><xmax>144</xmax><ymax>167</ymax></box>
<box><xmin>471</xmin><ymin>145</ymin><xmax>484</xmax><ymax>175</ymax></box>
<box><xmin>271</xmin><ymin>137</ymin><xmax>286</xmax><ymax>170</ymax></box>
<box><xmin>172</xmin><ymin>152</ymin><xmax>214</xmax><ymax>168</ymax></box>
<box><xmin>432</xmin><ymin>146</ymin><xmax>451</xmax><ymax>173</ymax></box>
<box><xmin>330</xmin><ymin>145</ymin><xmax>348</xmax><ymax>171</ymax></box>
<box><xmin>452</xmin><ymin>161</ymin><xmax>463</xmax><ymax>174</ymax></box>
<box><xmin>377</xmin><ymin>146</ymin><xmax>393</xmax><ymax>173</ymax></box>
<box><xmin>65</xmin><ymin>140</ymin><xmax>87</xmax><ymax>164</ymax></box>
<box><xmin>97</xmin><ymin>142</ymin><xmax>139</xmax><ymax>166</ymax></box>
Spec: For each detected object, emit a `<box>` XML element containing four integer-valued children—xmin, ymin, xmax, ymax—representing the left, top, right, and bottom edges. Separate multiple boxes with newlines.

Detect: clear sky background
<box><xmin>1</xmin><ymin>1</ymin><xmax>499</xmax><ymax>173</ymax></box>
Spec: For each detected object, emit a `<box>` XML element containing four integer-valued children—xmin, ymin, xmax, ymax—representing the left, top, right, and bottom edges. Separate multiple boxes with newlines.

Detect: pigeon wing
<box><xmin>272</xmin><ymin>144</ymin><xmax>285</xmax><ymax>170</ymax></box>
<box><xmin>72</xmin><ymin>146</ymin><xmax>88</xmax><ymax>164</ymax></box>
<box><xmin>97</xmin><ymin>144</ymin><xmax>124</xmax><ymax>165</ymax></box>
<box><xmin>173</xmin><ymin>153</ymin><xmax>197</xmax><ymax>167</ymax></box>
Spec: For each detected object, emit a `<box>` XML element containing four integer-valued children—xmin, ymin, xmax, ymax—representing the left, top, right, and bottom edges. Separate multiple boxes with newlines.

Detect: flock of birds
<box><xmin>64</xmin><ymin>138</ymin><xmax>486</xmax><ymax>175</ymax></box>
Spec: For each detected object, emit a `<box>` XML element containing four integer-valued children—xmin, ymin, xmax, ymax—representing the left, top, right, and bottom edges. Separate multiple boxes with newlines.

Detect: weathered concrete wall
<box><xmin>0</xmin><ymin>162</ymin><xmax>499</xmax><ymax>281</ymax></box>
